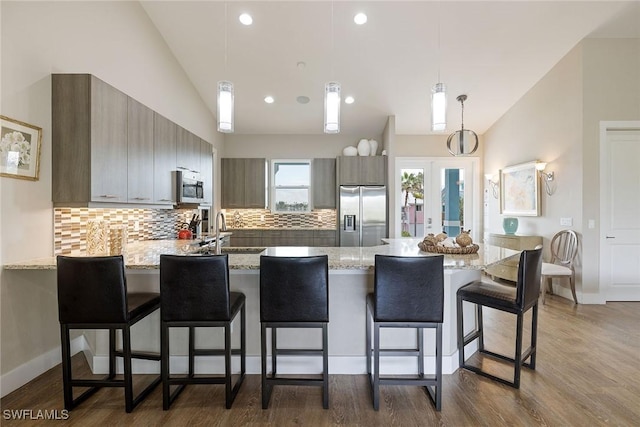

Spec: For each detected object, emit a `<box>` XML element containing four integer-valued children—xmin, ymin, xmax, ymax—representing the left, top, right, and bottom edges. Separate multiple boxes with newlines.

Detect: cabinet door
<box><xmin>176</xmin><ymin>126</ymin><xmax>200</xmax><ymax>172</ymax></box>
<box><xmin>153</xmin><ymin>113</ymin><xmax>177</xmax><ymax>204</ymax></box>
<box><xmin>314</xmin><ymin>230</ymin><xmax>337</xmax><ymax>247</ymax></box>
<box><xmin>313</xmin><ymin>158</ymin><xmax>336</xmax><ymax>208</ymax></box>
<box><xmin>361</xmin><ymin>156</ymin><xmax>387</xmax><ymax>185</ymax></box>
<box><xmin>221</xmin><ymin>158</ymin><xmax>245</xmax><ymax>208</ymax></box>
<box><xmin>244</xmin><ymin>158</ymin><xmax>266</xmax><ymax>208</ymax></box>
<box><xmin>338</xmin><ymin>156</ymin><xmax>360</xmax><ymax>185</ymax></box>
<box><xmin>90</xmin><ymin>76</ymin><xmax>128</xmax><ymax>203</ymax></box>
<box><xmin>201</xmin><ymin>139</ymin><xmax>213</xmax><ymax>205</ymax></box>
<box><xmin>127</xmin><ymin>98</ymin><xmax>154</xmax><ymax>202</ymax></box>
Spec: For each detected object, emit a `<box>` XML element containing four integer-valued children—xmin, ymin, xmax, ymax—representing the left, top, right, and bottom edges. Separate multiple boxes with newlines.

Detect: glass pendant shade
<box><xmin>217</xmin><ymin>81</ymin><xmax>234</xmax><ymax>133</ymax></box>
<box><xmin>431</xmin><ymin>83</ymin><xmax>447</xmax><ymax>132</ymax></box>
<box><xmin>324</xmin><ymin>82</ymin><xmax>341</xmax><ymax>134</ymax></box>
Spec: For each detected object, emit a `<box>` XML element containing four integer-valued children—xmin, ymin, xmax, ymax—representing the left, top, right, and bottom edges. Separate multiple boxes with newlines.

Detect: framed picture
<box><xmin>500</xmin><ymin>161</ymin><xmax>540</xmax><ymax>216</ymax></box>
<box><xmin>0</xmin><ymin>115</ymin><xmax>42</xmax><ymax>181</ymax></box>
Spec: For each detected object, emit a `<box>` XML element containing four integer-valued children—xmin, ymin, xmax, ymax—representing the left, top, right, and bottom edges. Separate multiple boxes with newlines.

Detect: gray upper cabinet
<box><xmin>52</xmin><ymin>74</ymin><xmax>128</xmax><ymax>205</ymax></box>
<box><xmin>153</xmin><ymin>113</ymin><xmax>177</xmax><ymax>204</ymax></box>
<box><xmin>337</xmin><ymin>156</ymin><xmax>387</xmax><ymax>186</ymax></box>
<box><xmin>176</xmin><ymin>126</ymin><xmax>201</xmax><ymax>173</ymax></box>
<box><xmin>200</xmin><ymin>139</ymin><xmax>213</xmax><ymax>205</ymax></box>
<box><xmin>127</xmin><ymin>98</ymin><xmax>154</xmax><ymax>203</ymax></box>
<box><xmin>312</xmin><ymin>158</ymin><xmax>336</xmax><ymax>208</ymax></box>
<box><xmin>221</xmin><ymin>158</ymin><xmax>266</xmax><ymax>209</ymax></box>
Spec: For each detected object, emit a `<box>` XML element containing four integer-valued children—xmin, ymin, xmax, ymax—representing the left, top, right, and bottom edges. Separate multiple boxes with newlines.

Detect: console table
<box><xmin>484</xmin><ymin>233</ymin><xmax>542</xmax><ymax>282</ymax></box>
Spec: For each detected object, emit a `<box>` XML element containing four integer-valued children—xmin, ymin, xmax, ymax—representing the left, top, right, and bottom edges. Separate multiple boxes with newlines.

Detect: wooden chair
<box><xmin>541</xmin><ymin>230</ymin><xmax>579</xmax><ymax>304</ymax></box>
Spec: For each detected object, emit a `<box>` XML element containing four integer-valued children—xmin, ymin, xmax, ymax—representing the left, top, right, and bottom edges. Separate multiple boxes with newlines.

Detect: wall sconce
<box><xmin>485</xmin><ymin>173</ymin><xmax>499</xmax><ymax>199</ymax></box>
<box><xmin>535</xmin><ymin>162</ymin><xmax>555</xmax><ymax>195</ymax></box>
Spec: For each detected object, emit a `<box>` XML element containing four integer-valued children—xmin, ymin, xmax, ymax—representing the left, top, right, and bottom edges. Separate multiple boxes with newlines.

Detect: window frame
<box><xmin>270</xmin><ymin>159</ymin><xmax>312</xmax><ymax>213</ymax></box>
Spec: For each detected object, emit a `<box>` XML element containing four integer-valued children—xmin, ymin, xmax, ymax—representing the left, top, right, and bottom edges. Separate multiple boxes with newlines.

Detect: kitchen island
<box><xmin>4</xmin><ymin>239</ymin><xmax>521</xmax><ymax>378</ymax></box>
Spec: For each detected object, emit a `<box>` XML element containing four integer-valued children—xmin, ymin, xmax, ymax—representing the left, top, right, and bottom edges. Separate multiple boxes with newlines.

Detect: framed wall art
<box><xmin>500</xmin><ymin>161</ymin><xmax>540</xmax><ymax>216</ymax></box>
<box><xmin>0</xmin><ymin>115</ymin><xmax>42</xmax><ymax>181</ymax></box>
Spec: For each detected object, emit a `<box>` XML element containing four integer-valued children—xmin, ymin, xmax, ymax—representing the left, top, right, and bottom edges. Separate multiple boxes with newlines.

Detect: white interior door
<box><xmin>600</xmin><ymin>126</ymin><xmax>640</xmax><ymax>301</ymax></box>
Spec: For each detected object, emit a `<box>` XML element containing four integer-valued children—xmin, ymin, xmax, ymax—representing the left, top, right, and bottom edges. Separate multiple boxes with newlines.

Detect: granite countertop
<box><xmin>3</xmin><ymin>238</ymin><xmax>520</xmax><ymax>272</ymax></box>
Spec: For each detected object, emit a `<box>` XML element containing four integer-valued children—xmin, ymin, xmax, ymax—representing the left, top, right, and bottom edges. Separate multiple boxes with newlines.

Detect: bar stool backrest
<box><xmin>57</xmin><ymin>255</ymin><xmax>128</xmax><ymax>324</ymax></box>
<box><xmin>259</xmin><ymin>255</ymin><xmax>329</xmax><ymax>323</ymax></box>
<box><xmin>374</xmin><ymin>255</ymin><xmax>444</xmax><ymax>322</ymax></box>
<box><xmin>516</xmin><ymin>248</ymin><xmax>543</xmax><ymax>309</ymax></box>
<box><xmin>160</xmin><ymin>254</ymin><xmax>231</xmax><ymax>321</ymax></box>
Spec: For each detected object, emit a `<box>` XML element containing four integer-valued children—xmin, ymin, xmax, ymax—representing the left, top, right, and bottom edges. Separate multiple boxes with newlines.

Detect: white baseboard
<box><xmin>90</xmin><ymin>345</ymin><xmax>477</xmax><ymax>376</ymax></box>
<box><xmin>1</xmin><ymin>336</ymin><xmax>88</xmax><ymax>398</ymax></box>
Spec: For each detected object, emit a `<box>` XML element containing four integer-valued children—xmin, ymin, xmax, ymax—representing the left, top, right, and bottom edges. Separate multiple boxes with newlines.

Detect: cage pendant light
<box><xmin>217</xmin><ymin>3</ymin><xmax>234</xmax><ymax>133</ymax></box>
<box><xmin>446</xmin><ymin>94</ymin><xmax>478</xmax><ymax>156</ymax></box>
<box><xmin>324</xmin><ymin>2</ymin><xmax>340</xmax><ymax>133</ymax></box>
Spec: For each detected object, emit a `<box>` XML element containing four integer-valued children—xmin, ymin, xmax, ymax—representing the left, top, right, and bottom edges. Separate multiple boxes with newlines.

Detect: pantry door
<box><xmin>600</xmin><ymin>124</ymin><xmax>640</xmax><ymax>301</ymax></box>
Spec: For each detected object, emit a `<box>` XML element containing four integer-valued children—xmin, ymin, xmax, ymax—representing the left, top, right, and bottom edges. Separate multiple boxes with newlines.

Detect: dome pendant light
<box><xmin>447</xmin><ymin>94</ymin><xmax>478</xmax><ymax>156</ymax></box>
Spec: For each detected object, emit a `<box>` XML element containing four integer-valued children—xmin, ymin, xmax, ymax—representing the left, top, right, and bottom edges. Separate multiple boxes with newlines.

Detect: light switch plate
<box><xmin>560</xmin><ymin>217</ymin><xmax>573</xmax><ymax>227</ymax></box>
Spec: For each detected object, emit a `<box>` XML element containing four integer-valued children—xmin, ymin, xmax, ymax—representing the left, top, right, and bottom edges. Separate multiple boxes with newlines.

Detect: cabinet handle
<box><xmin>177</xmin><ymin>166</ymin><xmax>189</xmax><ymax>170</ymax></box>
<box><xmin>159</xmin><ymin>198</ymin><xmax>173</xmax><ymax>202</ymax></box>
<box><xmin>132</xmin><ymin>197</ymin><xmax>150</xmax><ymax>201</ymax></box>
<box><xmin>99</xmin><ymin>195</ymin><xmax>119</xmax><ymax>199</ymax></box>
<box><xmin>605</xmin><ymin>236</ymin><xmax>616</xmax><ymax>239</ymax></box>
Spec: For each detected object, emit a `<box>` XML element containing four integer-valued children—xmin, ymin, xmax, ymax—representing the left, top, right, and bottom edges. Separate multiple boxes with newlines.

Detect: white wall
<box><xmin>0</xmin><ymin>1</ymin><xmax>220</xmax><ymax>381</ymax></box>
<box><xmin>581</xmin><ymin>38</ymin><xmax>640</xmax><ymax>298</ymax></box>
<box><xmin>483</xmin><ymin>38</ymin><xmax>640</xmax><ymax>302</ymax></box>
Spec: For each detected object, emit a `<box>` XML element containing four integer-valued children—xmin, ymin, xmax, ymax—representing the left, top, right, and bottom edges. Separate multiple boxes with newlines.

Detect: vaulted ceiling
<box><xmin>141</xmin><ymin>1</ymin><xmax>640</xmax><ymax>136</ymax></box>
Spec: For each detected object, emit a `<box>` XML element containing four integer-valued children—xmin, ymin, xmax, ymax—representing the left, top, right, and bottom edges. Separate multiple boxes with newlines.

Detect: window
<box><xmin>271</xmin><ymin>160</ymin><xmax>311</xmax><ymax>212</ymax></box>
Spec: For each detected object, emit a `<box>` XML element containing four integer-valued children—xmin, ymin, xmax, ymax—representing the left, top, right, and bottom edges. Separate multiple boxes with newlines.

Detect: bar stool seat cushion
<box><xmin>457</xmin><ymin>281</ymin><xmax>518</xmax><ymax>311</ymax></box>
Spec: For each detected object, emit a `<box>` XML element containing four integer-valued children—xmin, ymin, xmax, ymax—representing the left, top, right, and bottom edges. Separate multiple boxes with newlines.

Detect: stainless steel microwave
<box><xmin>173</xmin><ymin>170</ymin><xmax>204</xmax><ymax>204</ymax></box>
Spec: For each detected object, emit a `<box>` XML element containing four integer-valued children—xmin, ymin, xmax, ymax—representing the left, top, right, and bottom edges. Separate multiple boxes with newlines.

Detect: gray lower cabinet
<box><xmin>221</xmin><ymin>158</ymin><xmax>266</xmax><ymax>209</ymax></box>
<box><xmin>337</xmin><ymin>156</ymin><xmax>387</xmax><ymax>185</ymax></box>
<box><xmin>313</xmin><ymin>158</ymin><xmax>336</xmax><ymax>208</ymax></box>
<box><xmin>230</xmin><ymin>230</ymin><xmax>263</xmax><ymax>247</ymax></box>
<box><xmin>314</xmin><ymin>230</ymin><xmax>337</xmax><ymax>247</ymax></box>
<box><xmin>52</xmin><ymin>74</ymin><xmax>128</xmax><ymax>205</ymax></box>
<box><xmin>127</xmin><ymin>98</ymin><xmax>154</xmax><ymax>203</ymax></box>
<box><xmin>230</xmin><ymin>229</ymin><xmax>336</xmax><ymax>247</ymax></box>
<box><xmin>153</xmin><ymin>113</ymin><xmax>177</xmax><ymax>204</ymax></box>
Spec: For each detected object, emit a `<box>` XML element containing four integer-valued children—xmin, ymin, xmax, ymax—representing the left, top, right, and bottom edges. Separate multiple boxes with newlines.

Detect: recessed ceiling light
<box><xmin>345</xmin><ymin>96</ymin><xmax>355</xmax><ymax>104</ymax></box>
<box><xmin>354</xmin><ymin>13</ymin><xmax>367</xmax><ymax>25</ymax></box>
<box><xmin>264</xmin><ymin>96</ymin><xmax>274</xmax><ymax>104</ymax></box>
<box><xmin>296</xmin><ymin>96</ymin><xmax>310</xmax><ymax>104</ymax></box>
<box><xmin>239</xmin><ymin>13</ymin><xmax>253</xmax><ymax>25</ymax></box>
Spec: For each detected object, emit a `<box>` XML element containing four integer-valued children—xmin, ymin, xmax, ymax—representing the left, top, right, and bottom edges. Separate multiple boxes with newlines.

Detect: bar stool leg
<box><xmin>435</xmin><ymin>323</ymin><xmax>442</xmax><ymax>411</ymax></box>
<box><xmin>417</xmin><ymin>328</ymin><xmax>424</xmax><ymax>378</ymax></box>
<box><xmin>241</xmin><ymin>305</ymin><xmax>247</xmax><ymax>376</ymax></box>
<box><xmin>60</xmin><ymin>324</ymin><xmax>73</xmax><ymax>410</ymax></box>
<box><xmin>514</xmin><ymin>312</ymin><xmax>524</xmax><ymax>388</ymax></box>
<box><xmin>188</xmin><ymin>326</ymin><xmax>195</xmax><ymax>378</ymax></box>
<box><xmin>261</xmin><ymin>323</ymin><xmax>271</xmax><ymax>409</ymax></box>
<box><xmin>529</xmin><ymin>304</ymin><xmax>538</xmax><ymax>369</ymax></box>
<box><xmin>271</xmin><ymin>327</ymin><xmax>277</xmax><ymax>376</ymax></box>
<box><xmin>456</xmin><ymin>295</ymin><xmax>465</xmax><ymax>367</ymax></box>
<box><xmin>161</xmin><ymin>322</ymin><xmax>170</xmax><ymax>410</ymax></box>
<box><xmin>477</xmin><ymin>305</ymin><xmax>484</xmax><ymax>351</ymax></box>
<box><xmin>372</xmin><ymin>323</ymin><xmax>380</xmax><ymax>411</ymax></box>
<box><xmin>322</xmin><ymin>323</ymin><xmax>329</xmax><ymax>409</ymax></box>
<box><xmin>366</xmin><ymin>303</ymin><xmax>372</xmax><ymax>377</ymax></box>
<box><xmin>123</xmin><ymin>326</ymin><xmax>133</xmax><ymax>413</ymax></box>
<box><xmin>108</xmin><ymin>329</ymin><xmax>116</xmax><ymax>379</ymax></box>
<box><xmin>225</xmin><ymin>323</ymin><xmax>232</xmax><ymax>409</ymax></box>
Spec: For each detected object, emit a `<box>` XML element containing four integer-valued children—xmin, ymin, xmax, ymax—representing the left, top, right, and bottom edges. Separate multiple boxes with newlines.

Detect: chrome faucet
<box><xmin>214</xmin><ymin>211</ymin><xmax>226</xmax><ymax>255</ymax></box>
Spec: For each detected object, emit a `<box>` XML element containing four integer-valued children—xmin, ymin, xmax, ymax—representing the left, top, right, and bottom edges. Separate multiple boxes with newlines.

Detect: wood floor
<box><xmin>2</xmin><ymin>296</ymin><xmax>639</xmax><ymax>426</ymax></box>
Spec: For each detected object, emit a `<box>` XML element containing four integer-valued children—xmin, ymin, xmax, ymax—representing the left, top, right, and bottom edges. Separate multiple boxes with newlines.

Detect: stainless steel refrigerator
<box><xmin>339</xmin><ymin>185</ymin><xmax>387</xmax><ymax>247</ymax></box>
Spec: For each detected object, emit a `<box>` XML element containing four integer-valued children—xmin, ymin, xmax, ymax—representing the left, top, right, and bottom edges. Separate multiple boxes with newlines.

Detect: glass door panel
<box><xmin>399</xmin><ymin>168</ymin><xmax>425</xmax><ymax>238</ymax></box>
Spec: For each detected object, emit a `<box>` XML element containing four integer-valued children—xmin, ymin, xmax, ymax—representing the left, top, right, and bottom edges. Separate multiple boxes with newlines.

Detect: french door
<box><xmin>397</xmin><ymin>157</ymin><xmax>479</xmax><ymax>242</ymax></box>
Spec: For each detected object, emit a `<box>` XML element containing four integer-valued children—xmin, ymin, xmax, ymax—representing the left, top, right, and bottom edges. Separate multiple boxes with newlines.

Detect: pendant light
<box><xmin>217</xmin><ymin>3</ymin><xmax>234</xmax><ymax>133</ymax></box>
<box><xmin>446</xmin><ymin>94</ymin><xmax>478</xmax><ymax>156</ymax></box>
<box><xmin>431</xmin><ymin>5</ymin><xmax>446</xmax><ymax>132</ymax></box>
<box><xmin>324</xmin><ymin>2</ymin><xmax>341</xmax><ymax>133</ymax></box>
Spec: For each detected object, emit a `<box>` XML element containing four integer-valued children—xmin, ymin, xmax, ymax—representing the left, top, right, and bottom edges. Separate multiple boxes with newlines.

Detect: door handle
<box><xmin>605</xmin><ymin>236</ymin><xmax>616</xmax><ymax>239</ymax></box>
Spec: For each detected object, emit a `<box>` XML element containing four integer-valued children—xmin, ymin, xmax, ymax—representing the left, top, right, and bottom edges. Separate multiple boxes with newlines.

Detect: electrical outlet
<box><xmin>260</xmin><ymin>214</ymin><xmax>265</xmax><ymax>222</ymax></box>
<box><xmin>560</xmin><ymin>217</ymin><xmax>572</xmax><ymax>227</ymax></box>
<box><xmin>134</xmin><ymin>221</ymin><xmax>140</xmax><ymax>231</ymax></box>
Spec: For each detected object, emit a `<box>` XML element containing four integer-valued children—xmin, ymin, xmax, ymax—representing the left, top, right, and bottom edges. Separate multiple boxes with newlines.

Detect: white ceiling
<box><xmin>141</xmin><ymin>1</ymin><xmax>640</xmax><ymax>136</ymax></box>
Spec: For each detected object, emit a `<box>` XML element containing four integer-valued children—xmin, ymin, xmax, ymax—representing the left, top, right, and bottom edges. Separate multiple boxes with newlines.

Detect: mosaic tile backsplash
<box><xmin>54</xmin><ymin>208</ymin><xmax>337</xmax><ymax>255</ymax></box>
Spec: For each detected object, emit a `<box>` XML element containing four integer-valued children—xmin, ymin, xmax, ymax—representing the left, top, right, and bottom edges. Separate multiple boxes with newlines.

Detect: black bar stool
<box><xmin>259</xmin><ymin>255</ymin><xmax>329</xmax><ymax>409</ymax></box>
<box><xmin>159</xmin><ymin>254</ymin><xmax>246</xmax><ymax>409</ymax></box>
<box><xmin>456</xmin><ymin>248</ymin><xmax>542</xmax><ymax>388</ymax></box>
<box><xmin>56</xmin><ymin>255</ymin><xmax>161</xmax><ymax>413</ymax></box>
<box><xmin>366</xmin><ymin>254</ymin><xmax>445</xmax><ymax>411</ymax></box>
